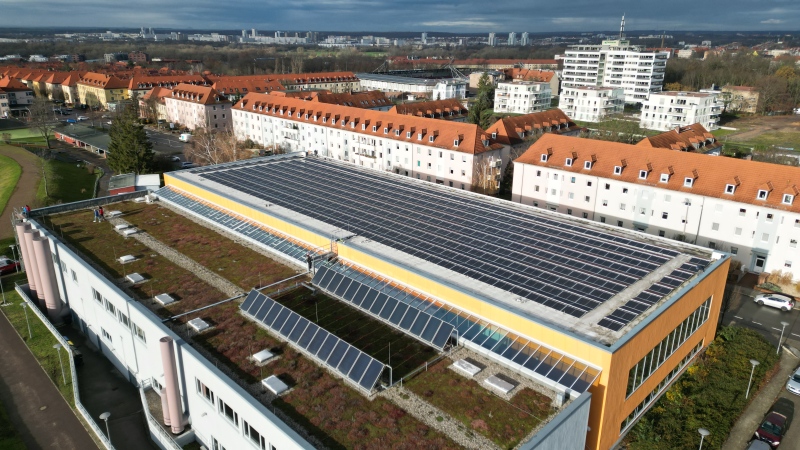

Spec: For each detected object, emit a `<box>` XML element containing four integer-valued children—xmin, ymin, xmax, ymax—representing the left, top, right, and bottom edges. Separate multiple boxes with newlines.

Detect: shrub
<box><xmin>756</xmin><ymin>282</ymin><xmax>782</xmax><ymax>292</ymax></box>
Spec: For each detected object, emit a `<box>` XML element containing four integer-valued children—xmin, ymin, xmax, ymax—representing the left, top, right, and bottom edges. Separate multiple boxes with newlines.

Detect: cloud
<box><xmin>760</xmin><ymin>19</ymin><xmax>785</xmax><ymax>24</ymax></box>
<box><xmin>421</xmin><ymin>19</ymin><xmax>498</xmax><ymax>28</ymax></box>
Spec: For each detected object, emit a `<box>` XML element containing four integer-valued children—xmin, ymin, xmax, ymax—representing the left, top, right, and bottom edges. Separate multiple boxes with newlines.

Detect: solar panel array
<box><xmin>156</xmin><ymin>187</ymin><xmax>308</xmax><ymax>262</ymax></box>
<box><xmin>191</xmin><ymin>157</ymin><xmax>710</xmax><ymax>325</ymax></box>
<box><xmin>240</xmin><ymin>290</ymin><xmax>385</xmax><ymax>393</ymax></box>
<box><xmin>311</xmin><ymin>265</ymin><xmax>454</xmax><ymax>350</ymax></box>
<box><xmin>597</xmin><ymin>262</ymin><xmax>702</xmax><ymax>331</ymax></box>
<box><xmin>312</xmin><ymin>262</ymin><xmax>600</xmax><ymax>394</ymax></box>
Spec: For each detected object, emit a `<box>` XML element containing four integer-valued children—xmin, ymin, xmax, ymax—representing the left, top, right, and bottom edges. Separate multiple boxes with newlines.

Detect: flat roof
<box><xmin>170</xmin><ymin>156</ymin><xmax>716</xmax><ymax>345</ymax></box>
<box><xmin>356</xmin><ymin>73</ymin><xmax>439</xmax><ymax>86</ymax></box>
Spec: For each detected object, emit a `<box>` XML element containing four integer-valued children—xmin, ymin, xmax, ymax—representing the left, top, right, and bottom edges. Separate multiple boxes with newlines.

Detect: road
<box><xmin>145</xmin><ymin>128</ymin><xmax>186</xmax><ymax>156</ymax></box>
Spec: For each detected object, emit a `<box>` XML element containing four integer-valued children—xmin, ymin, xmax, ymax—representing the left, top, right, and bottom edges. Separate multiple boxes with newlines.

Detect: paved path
<box><xmin>0</xmin><ymin>144</ymin><xmax>41</xmax><ymax>239</ymax></box>
<box><xmin>723</xmin><ymin>346</ymin><xmax>800</xmax><ymax>449</ymax></box>
<box><xmin>0</xmin><ymin>309</ymin><xmax>98</xmax><ymax>450</ymax></box>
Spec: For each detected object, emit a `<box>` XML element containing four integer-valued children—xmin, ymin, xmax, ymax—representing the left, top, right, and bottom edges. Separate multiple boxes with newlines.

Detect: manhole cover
<box><xmin>39</xmin><ymin>406</ymin><xmax>47</xmax><ymax>411</ymax></box>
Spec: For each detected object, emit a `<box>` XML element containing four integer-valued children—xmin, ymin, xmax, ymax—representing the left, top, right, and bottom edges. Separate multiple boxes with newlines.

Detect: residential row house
<box><xmin>274</xmin><ymin>90</ymin><xmax>394</xmax><ymax>111</ymax></box>
<box><xmin>640</xmin><ymin>91</ymin><xmax>722</xmax><ymax>131</ymax></box>
<box><xmin>127</xmin><ymin>74</ymin><xmax>208</xmax><ymax>99</ymax></box>
<box><xmin>0</xmin><ymin>77</ymin><xmax>34</xmax><ymax>116</ymax></box>
<box><xmin>76</xmin><ymin>73</ymin><xmax>129</xmax><ymax>109</ymax></box>
<box><xmin>206</xmin><ymin>72</ymin><xmax>360</xmax><ymax>94</ymax></box>
<box><xmin>494</xmin><ymin>81</ymin><xmax>552</xmax><ymax>114</ymax></box>
<box><xmin>637</xmin><ymin>123</ymin><xmax>723</xmax><ymax>154</ymax></box>
<box><xmin>163</xmin><ymin>84</ymin><xmax>232</xmax><ymax>130</ymax></box>
<box><xmin>511</xmin><ymin>133</ymin><xmax>800</xmax><ymax>277</ymax></box>
<box><xmin>485</xmin><ymin>108</ymin><xmax>582</xmax><ymax>156</ymax></box>
<box><xmin>558</xmin><ymin>86</ymin><xmax>624</xmax><ymax>123</ymax></box>
<box><xmin>232</xmin><ymin>93</ymin><xmax>510</xmax><ymax>192</ymax></box>
<box><xmin>139</xmin><ymin>86</ymin><xmax>170</xmax><ymax>122</ymax></box>
<box><xmin>389</xmin><ymin>98</ymin><xmax>468</xmax><ymax>122</ymax></box>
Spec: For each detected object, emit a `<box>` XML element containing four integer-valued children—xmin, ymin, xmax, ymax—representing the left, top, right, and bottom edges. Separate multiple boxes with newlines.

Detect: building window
<box><xmin>786</xmin><ymin>261</ymin><xmax>793</xmax><ymax>269</ymax></box>
<box><xmin>620</xmin><ymin>204</ymin><xmax>626</xmax><ymax>211</ymax></box>
<box><xmin>739</xmin><ymin>208</ymin><xmax>746</xmax><ymax>216</ymax></box>
<box><xmin>585</xmin><ymin>196</ymin><xmax>590</xmax><ymax>202</ymax></box>
<box><xmin>605</xmin><ymin>183</ymin><xmax>610</xmax><ymax>190</ymax></box>
<box><xmin>626</xmin><ymin>298</ymin><xmax>712</xmax><ymax>398</ymax></box>
<box><xmin>613</xmin><ymin>165</ymin><xmax>622</xmax><ymax>175</ymax></box>
<box><xmin>101</xmin><ymin>328</ymin><xmax>112</xmax><ymax>342</ymax></box>
<box><xmin>118</xmin><ymin>311</ymin><xmax>130</xmax><ymax>329</ymax></box>
<box><xmin>725</xmin><ymin>184</ymin><xmax>735</xmax><ymax>194</ymax></box>
<box><xmin>731</xmin><ymin>246</ymin><xmax>738</xmax><ymax>255</ymax></box>
<box><xmin>658</xmin><ymin>230</ymin><xmax>666</xmax><ymax>237</ymax></box>
<box><xmin>662</xmin><ymin>212</ymin><xmax>668</xmax><ymax>219</ymax></box>
<box><xmin>757</xmin><ymin>190</ymin><xmax>768</xmax><ymax>200</ymax></box>
<box><xmin>533</xmin><ymin>201</ymin><xmax>539</xmax><ymax>207</ymax></box>
<box><xmin>567</xmin><ymin>209</ymin><xmax>573</xmax><ymax>215</ymax></box>
<box><xmin>218</xmin><ymin>399</ymin><xmax>239</xmax><ymax>428</ymax></box>
<box><xmin>734</xmin><ymin>227</ymin><xmax>742</xmax><ymax>236</ymax></box>
<box><xmin>660</xmin><ymin>173</ymin><xmax>669</xmax><ymax>183</ymax></box>
<box><xmin>639</xmin><ymin>170</ymin><xmax>647</xmax><ymax>179</ymax></box>
<box><xmin>600</xmin><ymin>217</ymin><xmax>606</xmax><ymax>223</ymax></box>
<box><xmin>565</xmin><ymin>158</ymin><xmax>573</xmax><ymax>167</ymax></box>
<box><xmin>583</xmin><ymin>212</ymin><xmax>588</xmax><ymax>218</ymax></box>
<box><xmin>211</xmin><ymin>437</ymin><xmax>226</xmax><ymax>450</ymax></box>
<box><xmin>71</xmin><ymin>269</ymin><xmax>77</xmax><ymax>283</ymax></box>
<box><xmin>92</xmin><ymin>288</ymin><xmax>103</xmax><ymax>304</ymax></box>
<box><xmin>640</xmin><ymin>208</ymin><xmax>646</xmax><ymax>215</ymax></box>
<box><xmin>105</xmin><ymin>298</ymin><xmax>116</xmax><ymax>316</ymax></box>
<box><xmin>708</xmin><ymin>241</ymin><xmax>716</xmax><ymax>249</ymax></box>
<box><xmin>684</xmin><ymin>177</ymin><xmax>694</xmax><ymax>187</ymax></box>
<box><xmin>132</xmin><ymin>323</ymin><xmax>146</xmax><ymax>343</ymax></box>
<box><xmin>587</xmin><ymin>181</ymin><xmax>593</xmax><ymax>187</ymax></box>
<box><xmin>617</xmin><ymin>220</ymin><xmax>623</xmax><ymax>227</ymax></box>
<box><xmin>196</xmin><ymin>379</ymin><xmax>215</xmax><ymax>404</ymax></box>
<box><xmin>711</xmin><ymin>223</ymin><xmax>719</xmax><ymax>231</ymax></box>
<box><xmin>584</xmin><ymin>161</ymin><xmax>592</xmax><ymax>170</ymax></box>
<box><xmin>570</xmin><ymin>176</ymin><xmax>576</xmax><ymax>183</ymax></box>
<box><xmin>568</xmin><ymin>193</ymin><xmax>574</xmax><ymax>199</ymax></box>
<box><xmin>622</xmin><ymin>188</ymin><xmax>629</xmax><ymax>194</ymax></box>
<box><xmin>790</xmin><ymin>239</ymin><xmax>797</xmax><ymax>248</ymax></box>
<box><xmin>243</xmin><ymin>420</ymin><xmax>267</xmax><ymax>449</ymax></box>
<box><xmin>783</xmin><ymin>194</ymin><xmax>794</xmax><ymax>205</ymax></box>
<box><xmin>602</xmin><ymin>200</ymin><xmax>608</xmax><ymax>206</ymax></box>
<box><xmin>766</xmin><ymin>214</ymin><xmax>774</xmax><ymax>222</ymax></box>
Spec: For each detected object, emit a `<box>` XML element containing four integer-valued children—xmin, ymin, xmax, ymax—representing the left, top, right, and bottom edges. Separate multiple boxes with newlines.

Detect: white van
<box><xmin>179</xmin><ymin>133</ymin><xmax>191</xmax><ymax>142</ymax></box>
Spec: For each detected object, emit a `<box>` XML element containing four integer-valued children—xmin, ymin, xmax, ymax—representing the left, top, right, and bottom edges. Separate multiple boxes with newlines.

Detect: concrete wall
<box><xmin>28</xmin><ymin>221</ymin><xmax>313</xmax><ymax>450</ymax></box>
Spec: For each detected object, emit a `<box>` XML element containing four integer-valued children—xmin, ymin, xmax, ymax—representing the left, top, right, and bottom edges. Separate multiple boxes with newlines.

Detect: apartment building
<box><xmin>561</xmin><ymin>39</ymin><xmax>669</xmax><ymax>103</ymax></box>
<box><xmin>503</xmin><ymin>69</ymin><xmax>559</xmax><ymax>97</ymax></box>
<box><xmin>512</xmin><ymin>133</ymin><xmax>800</xmax><ymax>277</ymax></box>
<box><xmin>432</xmin><ymin>79</ymin><xmax>467</xmax><ymax>100</ymax></box>
<box><xmin>389</xmin><ymin>98</ymin><xmax>469</xmax><ymax>122</ymax></box>
<box><xmin>357</xmin><ymin>73</ymin><xmax>465</xmax><ymax>100</ymax></box>
<box><xmin>275</xmin><ymin>90</ymin><xmax>393</xmax><ymax>111</ymax></box>
<box><xmin>231</xmin><ymin>93</ymin><xmax>509</xmax><ymax>192</ymax></box>
<box><xmin>559</xmin><ymin>86</ymin><xmax>624</xmax><ymax>122</ymax></box>
<box><xmin>164</xmin><ymin>84</ymin><xmax>232</xmax><ymax>130</ymax></box>
<box><xmin>637</xmin><ymin>123</ymin><xmax>723</xmax><ymax>154</ymax></box>
<box><xmin>128</xmin><ymin>51</ymin><xmax>150</xmax><ymax>63</ymax></box>
<box><xmin>206</xmin><ymin>72</ymin><xmax>360</xmax><ymax>94</ymax></box>
<box><xmin>0</xmin><ymin>90</ymin><xmax>8</xmax><ymax>118</ymax></box>
<box><xmin>128</xmin><ymin>74</ymin><xmax>208</xmax><ymax>99</ymax></box>
<box><xmin>485</xmin><ymin>109</ymin><xmax>581</xmax><ymax>154</ymax></box>
<box><xmin>59</xmin><ymin>72</ymin><xmax>83</xmax><ymax>105</ymax></box>
<box><xmin>722</xmin><ymin>85</ymin><xmax>760</xmax><ymax>114</ymax></box>
<box><xmin>0</xmin><ymin>77</ymin><xmax>33</xmax><ymax>115</ymax></box>
<box><xmin>494</xmin><ymin>81</ymin><xmax>552</xmax><ymax>114</ymax></box>
<box><xmin>76</xmin><ymin>72</ymin><xmax>129</xmax><ymax>108</ymax></box>
<box><xmin>139</xmin><ymin>86</ymin><xmax>170</xmax><ymax>122</ymax></box>
<box><xmin>640</xmin><ymin>91</ymin><xmax>722</xmax><ymax>131</ymax></box>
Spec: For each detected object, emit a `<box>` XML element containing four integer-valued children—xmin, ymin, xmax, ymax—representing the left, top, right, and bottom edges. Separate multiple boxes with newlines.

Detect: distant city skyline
<box><xmin>0</xmin><ymin>0</ymin><xmax>798</xmax><ymax>32</ymax></box>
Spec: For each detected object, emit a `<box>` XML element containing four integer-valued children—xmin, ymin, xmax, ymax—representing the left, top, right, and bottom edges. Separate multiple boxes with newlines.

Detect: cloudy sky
<box><xmin>0</xmin><ymin>0</ymin><xmax>798</xmax><ymax>32</ymax></box>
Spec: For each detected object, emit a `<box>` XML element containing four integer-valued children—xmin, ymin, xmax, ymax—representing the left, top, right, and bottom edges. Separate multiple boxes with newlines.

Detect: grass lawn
<box><xmin>273</xmin><ymin>288</ymin><xmax>439</xmax><ymax>380</ymax></box>
<box><xmin>36</xmin><ymin>159</ymin><xmax>97</xmax><ymax>207</ymax></box>
<box><xmin>711</xmin><ymin>128</ymin><xmax>739</xmax><ymax>138</ymax></box>
<box><xmin>405</xmin><ymin>358</ymin><xmax>554</xmax><ymax>448</ymax></box>
<box><xmin>0</xmin><ymin>272</ymin><xmax>75</xmax><ymax>407</ymax></box>
<box><xmin>42</xmin><ymin>206</ymin><xmax>456</xmax><ymax>450</ymax></box>
<box><xmin>728</xmin><ymin>131</ymin><xmax>800</xmax><ymax>150</ymax></box>
<box><xmin>0</xmin><ymin>128</ymin><xmax>43</xmax><ymax>140</ymax></box>
<box><xmin>8</xmin><ymin>137</ymin><xmax>48</xmax><ymax>145</ymax></box>
<box><xmin>0</xmin><ymin>397</ymin><xmax>26</xmax><ymax>450</ymax></box>
<box><xmin>111</xmin><ymin>202</ymin><xmax>298</xmax><ymax>291</ymax></box>
<box><xmin>0</xmin><ymin>154</ymin><xmax>22</xmax><ymax>217</ymax></box>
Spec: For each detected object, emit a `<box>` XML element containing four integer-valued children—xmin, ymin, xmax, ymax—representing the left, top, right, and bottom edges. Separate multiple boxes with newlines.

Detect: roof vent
<box><xmin>188</xmin><ymin>318</ymin><xmax>210</xmax><ymax>333</ymax></box>
<box><xmin>154</xmin><ymin>293</ymin><xmax>175</xmax><ymax>306</ymax></box>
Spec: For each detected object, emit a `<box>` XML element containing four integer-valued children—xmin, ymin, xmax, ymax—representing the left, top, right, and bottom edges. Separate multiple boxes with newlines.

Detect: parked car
<box><xmin>747</xmin><ymin>441</ymin><xmax>772</xmax><ymax>450</ymax></box>
<box><xmin>787</xmin><ymin>366</ymin><xmax>800</xmax><ymax>396</ymax></box>
<box><xmin>754</xmin><ymin>293</ymin><xmax>795</xmax><ymax>312</ymax></box>
<box><xmin>179</xmin><ymin>132</ymin><xmax>192</xmax><ymax>142</ymax></box>
<box><xmin>0</xmin><ymin>256</ymin><xmax>19</xmax><ymax>275</ymax></box>
<box><xmin>65</xmin><ymin>118</ymin><xmax>77</xmax><ymax>124</ymax></box>
<box><xmin>755</xmin><ymin>397</ymin><xmax>794</xmax><ymax>447</ymax></box>
<box><xmin>170</xmin><ymin>156</ymin><xmax>181</xmax><ymax>162</ymax></box>
<box><xmin>180</xmin><ymin>161</ymin><xmax>196</xmax><ymax>169</ymax></box>
<box><xmin>76</xmin><ymin>115</ymin><xmax>89</xmax><ymax>121</ymax></box>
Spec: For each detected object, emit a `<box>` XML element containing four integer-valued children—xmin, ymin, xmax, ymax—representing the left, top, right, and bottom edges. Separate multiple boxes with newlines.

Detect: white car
<box><xmin>181</xmin><ymin>162</ymin><xmax>196</xmax><ymax>169</ymax></box>
<box><xmin>754</xmin><ymin>293</ymin><xmax>795</xmax><ymax>311</ymax></box>
<box><xmin>77</xmin><ymin>115</ymin><xmax>89</xmax><ymax>121</ymax></box>
<box><xmin>788</xmin><ymin>366</ymin><xmax>800</xmax><ymax>396</ymax></box>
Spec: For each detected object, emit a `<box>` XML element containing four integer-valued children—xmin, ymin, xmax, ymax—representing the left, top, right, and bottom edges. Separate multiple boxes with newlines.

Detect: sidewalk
<box><xmin>723</xmin><ymin>346</ymin><xmax>800</xmax><ymax>449</ymax></box>
<box><xmin>0</xmin><ymin>309</ymin><xmax>99</xmax><ymax>450</ymax></box>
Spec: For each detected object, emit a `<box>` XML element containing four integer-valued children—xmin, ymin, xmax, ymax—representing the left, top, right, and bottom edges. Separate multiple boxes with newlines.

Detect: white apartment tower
<box><xmin>488</xmin><ymin>33</ymin><xmax>497</xmax><ymax>46</ymax></box>
<box><xmin>508</xmin><ymin>32</ymin><xmax>517</xmax><ymax>46</ymax></box>
<box><xmin>520</xmin><ymin>32</ymin><xmax>530</xmax><ymax>46</ymax></box>
<box><xmin>561</xmin><ymin>17</ymin><xmax>668</xmax><ymax>104</ymax></box>
<box><xmin>494</xmin><ymin>81</ymin><xmax>552</xmax><ymax>114</ymax></box>
<box><xmin>421</xmin><ymin>32</ymin><xmax>428</xmax><ymax>44</ymax></box>
<box><xmin>559</xmin><ymin>86</ymin><xmax>624</xmax><ymax>122</ymax></box>
<box><xmin>640</xmin><ymin>91</ymin><xmax>722</xmax><ymax>131</ymax></box>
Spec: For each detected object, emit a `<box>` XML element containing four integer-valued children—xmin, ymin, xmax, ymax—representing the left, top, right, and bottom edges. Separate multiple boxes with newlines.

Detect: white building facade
<box><xmin>558</xmin><ymin>86</ymin><xmax>624</xmax><ymax>122</ymax></box>
<box><xmin>163</xmin><ymin>85</ymin><xmax>233</xmax><ymax>131</ymax></box>
<box><xmin>432</xmin><ymin>80</ymin><xmax>467</xmax><ymax>100</ymax></box>
<box><xmin>640</xmin><ymin>91</ymin><xmax>722</xmax><ymax>131</ymax></box>
<box><xmin>232</xmin><ymin>93</ymin><xmax>509</xmax><ymax>192</ymax></box>
<box><xmin>512</xmin><ymin>134</ymin><xmax>800</xmax><ymax>277</ymax></box>
<box><xmin>561</xmin><ymin>40</ymin><xmax>669</xmax><ymax>104</ymax></box>
<box><xmin>494</xmin><ymin>81</ymin><xmax>552</xmax><ymax>114</ymax></box>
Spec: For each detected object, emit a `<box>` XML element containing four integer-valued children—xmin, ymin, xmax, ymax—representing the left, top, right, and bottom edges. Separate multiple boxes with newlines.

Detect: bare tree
<box><xmin>28</xmin><ymin>97</ymin><xmax>56</xmax><ymax>149</ymax></box>
<box><xmin>471</xmin><ymin>155</ymin><xmax>501</xmax><ymax>194</ymax></box>
<box><xmin>184</xmin><ymin>127</ymin><xmax>253</xmax><ymax>166</ymax></box>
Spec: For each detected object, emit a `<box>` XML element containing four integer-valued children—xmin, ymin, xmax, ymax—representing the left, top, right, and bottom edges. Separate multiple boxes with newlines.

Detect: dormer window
<box><xmin>725</xmin><ymin>184</ymin><xmax>735</xmax><ymax>194</ymax></box>
<box><xmin>541</xmin><ymin>154</ymin><xmax>548</xmax><ymax>162</ymax></box>
<box><xmin>362</xmin><ymin>124</ymin><xmax>366</xmax><ymax>130</ymax></box>
<box><xmin>491</xmin><ymin>132</ymin><xmax>497</xmax><ymax>139</ymax></box>
<box><xmin>613</xmin><ymin>166</ymin><xmax>622</xmax><ymax>175</ymax></box>
<box><xmin>584</xmin><ymin>161</ymin><xmax>592</xmax><ymax>170</ymax></box>
<box><xmin>332</xmin><ymin>119</ymin><xmax>337</xmax><ymax>125</ymax></box>
<box><xmin>639</xmin><ymin>170</ymin><xmax>648</xmax><ymax>180</ymax></box>
<box><xmin>406</xmin><ymin>131</ymin><xmax>412</xmax><ymax>138</ymax></box>
<box><xmin>565</xmin><ymin>158</ymin><xmax>573</xmax><ymax>167</ymax></box>
<box><xmin>304</xmin><ymin>114</ymin><xmax>309</xmax><ymax>119</ymax></box>
<box><xmin>372</xmin><ymin>126</ymin><xmax>377</xmax><ymax>132</ymax></box>
<box><xmin>757</xmin><ymin>190</ymin><xmax>768</xmax><ymax>200</ymax></box>
<box><xmin>783</xmin><ymin>194</ymin><xmax>794</xmax><ymax>205</ymax></box>
<box><xmin>296</xmin><ymin>112</ymin><xmax>301</xmax><ymax>118</ymax></box>
<box><xmin>384</xmin><ymin>127</ymin><xmax>388</xmax><ymax>134</ymax></box>
<box><xmin>660</xmin><ymin>173</ymin><xmax>669</xmax><ymax>183</ymax></box>
<box><xmin>454</xmin><ymin>139</ymin><xmax>460</xmax><ymax>146</ymax></box>
<box><xmin>323</xmin><ymin>117</ymin><xmax>327</xmax><ymax>123</ymax></box>
<box><xmin>350</xmin><ymin>121</ymin><xmax>356</xmax><ymax>128</ymax></box>
<box><xmin>429</xmin><ymin>135</ymin><xmax>435</xmax><ymax>142</ymax></box>
<box><xmin>418</xmin><ymin>133</ymin><xmax>423</xmax><ymax>140</ymax></box>
<box><xmin>684</xmin><ymin>177</ymin><xmax>694</xmax><ymax>187</ymax></box>
<box><xmin>395</xmin><ymin>130</ymin><xmax>400</xmax><ymax>136</ymax></box>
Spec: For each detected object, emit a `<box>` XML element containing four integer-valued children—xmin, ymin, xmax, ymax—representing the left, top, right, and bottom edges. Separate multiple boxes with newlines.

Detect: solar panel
<box><xmin>240</xmin><ymin>290</ymin><xmax>385</xmax><ymax>393</ymax></box>
<box><xmin>311</xmin><ymin>265</ymin><xmax>454</xmax><ymax>351</ymax></box>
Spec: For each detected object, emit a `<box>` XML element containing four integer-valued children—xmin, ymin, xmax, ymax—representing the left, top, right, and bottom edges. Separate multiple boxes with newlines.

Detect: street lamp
<box><xmin>778</xmin><ymin>321</ymin><xmax>790</xmax><ymax>354</ymax></box>
<box><xmin>20</xmin><ymin>303</ymin><xmax>32</xmax><ymax>339</ymax></box>
<box><xmin>698</xmin><ymin>428</ymin><xmax>710</xmax><ymax>450</ymax></box>
<box><xmin>53</xmin><ymin>343</ymin><xmax>66</xmax><ymax>385</ymax></box>
<box><xmin>99</xmin><ymin>411</ymin><xmax>111</xmax><ymax>442</ymax></box>
<box><xmin>746</xmin><ymin>359</ymin><xmax>760</xmax><ymax>399</ymax></box>
<box><xmin>8</xmin><ymin>245</ymin><xmax>19</xmax><ymax>272</ymax></box>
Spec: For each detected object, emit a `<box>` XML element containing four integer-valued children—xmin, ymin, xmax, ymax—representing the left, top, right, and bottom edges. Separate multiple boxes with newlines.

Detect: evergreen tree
<box><xmin>468</xmin><ymin>73</ymin><xmax>496</xmax><ymax>129</ymax></box>
<box><xmin>107</xmin><ymin>99</ymin><xmax>155</xmax><ymax>174</ymax></box>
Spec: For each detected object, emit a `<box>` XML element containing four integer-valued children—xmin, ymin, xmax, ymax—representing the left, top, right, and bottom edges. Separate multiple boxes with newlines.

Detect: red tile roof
<box><xmin>276</xmin><ymin>90</ymin><xmax>392</xmax><ymax>109</ymax></box>
<box><xmin>389</xmin><ymin>99</ymin><xmax>467</xmax><ymax>119</ymax></box>
<box><xmin>128</xmin><ymin>75</ymin><xmax>207</xmax><ymax>91</ymax></box>
<box><xmin>234</xmin><ymin>93</ymin><xmax>503</xmax><ymax>155</ymax></box>
<box><xmin>516</xmin><ymin>134</ymin><xmax>800</xmax><ymax>213</ymax></box>
<box><xmin>167</xmin><ymin>84</ymin><xmax>230</xmax><ymax>105</ymax></box>
<box><xmin>0</xmin><ymin>78</ymin><xmax>31</xmax><ymax>91</ymax></box>
<box><xmin>503</xmin><ymin>69</ymin><xmax>555</xmax><ymax>83</ymax></box>
<box><xmin>485</xmin><ymin>110</ymin><xmax>579</xmax><ymax>145</ymax></box>
<box><xmin>637</xmin><ymin>123</ymin><xmax>722</xmax><ymax>153</ymax></box>
<box><xmin>210</xmin><ymin>78</ymin><xmax>285</xmax><ymax>96</ymax></box>
<box><xmin>77</xmin><ymin>72</ymin><xmax>129</xmax><ymax>89</ymax></box>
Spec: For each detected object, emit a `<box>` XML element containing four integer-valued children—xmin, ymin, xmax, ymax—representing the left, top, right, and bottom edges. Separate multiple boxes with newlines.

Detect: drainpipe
<box><xmin>14</xmin><ymin>223</ymin><xmax>36</xmax><ymax>294</ymax></box>
<box><xmin>159</xmin><ymin>337</ymin><xmax>185</xmax><ymax>434</ymax></box>
<box><xmin>32</xmin><ymin>235</ymin><xmax>62</xmax><ymax>323</ymax></box>
<box><xmin>22</xmin><ymin>229</ymin><xmax>45</xmax><ymax>308</ymax></box>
